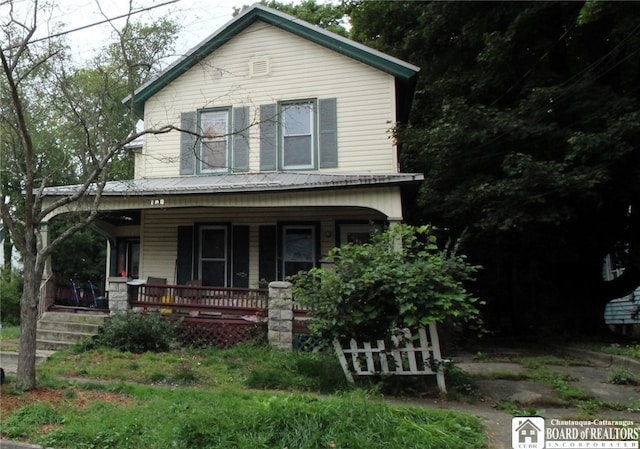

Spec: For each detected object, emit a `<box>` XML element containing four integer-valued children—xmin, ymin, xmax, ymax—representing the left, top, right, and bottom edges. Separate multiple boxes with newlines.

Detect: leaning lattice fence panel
<box><xmin>333</xmin><ymin>324</ymin><xmax>446</xmax><ymax>392</ymax></box>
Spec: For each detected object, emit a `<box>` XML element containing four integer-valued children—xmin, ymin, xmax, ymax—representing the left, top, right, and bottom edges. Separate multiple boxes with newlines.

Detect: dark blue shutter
<box><xmin>232</xmin><ymin>106</ymin><xmax>250</xmax><ymax>171</ymax></box>
<box><xmin>259</xmin><ymin>225</ymin><xmax>277</xmax><ymax>283</ymax></box>
<box><xmin>232</xmin><ymin>226</ymin><xmax>250</xmax><ymax>288</ymax></box>
<box><xmin>176</xmin><ymin>226</ymin><xmax>194</xmax><ymax>285</ymax></box>
<box><xmin>319</xmin><ymin>98</ymin><xmax>338</xmax><ymax>168</ymax></box>
<box><xmin>260</xmin><ymin>104</ymin><xmax>277</xmax><ymax>171</ymax></box>
<box><xmin>180</xmin><ymin>111</ymin><xmax>197</xmax><ymax>175</ymax></box>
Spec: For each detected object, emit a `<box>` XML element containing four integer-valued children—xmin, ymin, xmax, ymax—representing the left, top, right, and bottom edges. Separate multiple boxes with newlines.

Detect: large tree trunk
<box><xmin>16</xmin><ymin>252</ymin><xmax>40</xmax><ymax>391</ymax></box>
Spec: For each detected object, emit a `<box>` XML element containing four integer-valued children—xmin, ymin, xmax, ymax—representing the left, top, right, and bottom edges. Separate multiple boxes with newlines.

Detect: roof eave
<box><xmin>41</xmin><ymin>173</ymin><xmax>425</xmax><ymax>198</ymax></box>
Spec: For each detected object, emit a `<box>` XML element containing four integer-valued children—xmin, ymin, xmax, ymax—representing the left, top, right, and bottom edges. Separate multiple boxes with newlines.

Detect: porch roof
<box><xmin>41</xmin><ymin>172</ymin><xmax>424</xmax><ymax>197</ymax></box>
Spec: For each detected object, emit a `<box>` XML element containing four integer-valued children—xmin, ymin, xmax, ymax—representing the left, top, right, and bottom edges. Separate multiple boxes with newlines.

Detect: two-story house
<box><xmin>42</xmin><ymin>4</ymin><xmax>422</xmax><ymax>299</ymax></box>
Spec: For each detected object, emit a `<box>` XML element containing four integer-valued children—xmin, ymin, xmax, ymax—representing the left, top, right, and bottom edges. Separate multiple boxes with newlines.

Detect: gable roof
<box><xmin>124</xmin><ymin>3</ymin><xmax>420</xmax><ymax>118</ymax></box>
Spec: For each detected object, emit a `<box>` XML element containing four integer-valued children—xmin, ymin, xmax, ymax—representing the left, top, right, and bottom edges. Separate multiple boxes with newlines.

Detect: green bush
<box><xmin>0</xmin><ymin>270</ymin><xmax>23</xmax><ymax>325</ymax></box>
<box><xmin>292</xmin><ymin>224</ymin><xmax>484</xmax><ymax>342</ymax></box>
<box><xmin>93</xmin><ymin>311</ymin><xmax>179</xmax><ymax>353</ymax></box>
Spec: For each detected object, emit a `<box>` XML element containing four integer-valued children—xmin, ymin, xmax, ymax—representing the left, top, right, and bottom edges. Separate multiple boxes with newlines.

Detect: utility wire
<box><xmin>2</xmin><ymin>0</ymin><xmax>181</xmax><ymax>49</ymax></box>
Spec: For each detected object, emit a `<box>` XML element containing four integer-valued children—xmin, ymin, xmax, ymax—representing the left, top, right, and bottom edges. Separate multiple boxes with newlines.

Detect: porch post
<box><xmin>387</xmin><ymin>218</ymin><xmax>403</xmax><ymax>252</ymax></box>
<box><xmin>107</xmin><ymin>276</ymin><xmax>131</xmax><ymax>313</ymax></box>
<box><xmin>267</xmin><ymin>281</ymin><xmax>294</xmax><ymax>351</ymax></box>
<box><xmin>39</xmin><ymin>221</ymin><xmax>52</xmax><ymax>278</ymax></box>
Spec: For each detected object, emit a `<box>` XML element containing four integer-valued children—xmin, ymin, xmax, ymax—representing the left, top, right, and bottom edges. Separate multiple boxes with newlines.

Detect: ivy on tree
<box><xmin>291</xmin><ymin>225</ymin><xmax>483</xmax><ymax>342</ymax></box>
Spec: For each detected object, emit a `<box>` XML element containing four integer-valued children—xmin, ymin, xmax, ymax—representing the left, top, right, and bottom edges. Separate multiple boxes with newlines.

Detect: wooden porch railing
<box><xmin>292</xmin><ymin>301</ymin><xmax>312</xmax><ymax>334</ymax></box>
<box><xmin>129</xmin><ymin>283</ymin><xmax>268</xmax><ymax>317</ymax></box>
<box><xmin>129</xmin><ymin>283</ymin><xmax>269</xmax><ymax>347</ymax></box>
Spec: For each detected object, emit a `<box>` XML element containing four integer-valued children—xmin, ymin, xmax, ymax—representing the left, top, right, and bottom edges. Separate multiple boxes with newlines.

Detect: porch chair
<box><xmin>143</xmin><ymin>277</ymin><xmax>167</xmax><ymax>302</ymax></box>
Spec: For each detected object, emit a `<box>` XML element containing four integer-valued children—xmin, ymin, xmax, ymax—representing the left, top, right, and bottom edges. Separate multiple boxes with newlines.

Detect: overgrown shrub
<box><xmin>292</xmin><ymin>224</ymin><xmax>484</xmax><ymax>342</ymax></box>
<box><xmin>0</xmin><ymin>270</ymin><xmax>23</xmax><ymax>325</ymax></box>
<box><xmin>93</xmin><ymin>311</ymin><xmax>179</xmax><ymax>353</ymax></box>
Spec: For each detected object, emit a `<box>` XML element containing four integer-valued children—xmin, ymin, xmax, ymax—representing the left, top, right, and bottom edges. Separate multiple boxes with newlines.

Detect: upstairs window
<box><xmin>260</xmin><ymin>98</ymin><xmax>337</xmax><ymax>171</ymax></box>
<box><xmin>180</xmin><ymin>107</ymin><xmax>249</xmax><ymax>176</ymax></box>
<box><xmin>281</xmin><ymin>101</ymin><xmax>315</xmax><ymax>169</ymax></box>
<box><xmin>199</xmin><ymin>109</ymin><xmax>230</xmax><ymax>173</ymax></box>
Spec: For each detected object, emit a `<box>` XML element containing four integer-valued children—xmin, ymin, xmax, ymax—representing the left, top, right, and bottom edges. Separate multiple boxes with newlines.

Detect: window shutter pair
<box><xmin>179</xmin><ymin>99</ymin><xmax>337</xmax><ymax>173</ymax></box>
<box><xmin>259</xmin><ymin>98</ymin><xmax>338</xmax><ymax>171</ymax></box>
<box><xmin>179</xmin><ymin>106</ymin><xmax>250</xmax><ymax>175</ymax></box>
<box><xmin>176</xmin><ymin>225</ymin><xmax>250</xmax><ymax>288</ymax></box>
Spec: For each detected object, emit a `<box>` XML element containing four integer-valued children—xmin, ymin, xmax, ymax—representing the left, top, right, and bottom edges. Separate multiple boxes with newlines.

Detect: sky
<box><xmin>3</xmin><ymin>0</ymin><xmax>263</xmax><ymax>64</ymax></box>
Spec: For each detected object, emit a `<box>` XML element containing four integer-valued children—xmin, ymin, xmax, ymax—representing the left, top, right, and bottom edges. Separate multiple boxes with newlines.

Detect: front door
<box><xmin>199</xmin><ymin>226</ymin><xmax>227</xmax><ymax>286</ymax></box>
<box><xmin>282</xmin><ymin>225</ymin><xmax>315</xmax><ymax>278</ymax></box>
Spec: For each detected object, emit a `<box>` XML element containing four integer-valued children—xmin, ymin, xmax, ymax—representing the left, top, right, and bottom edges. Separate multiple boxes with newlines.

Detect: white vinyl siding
<box><xmin>140</xmin><ymin>22</ymin><xmax>397</xmax><ymax>178</ymax></box>
<box><xmin>137</xmin><ymin>206</ymin><xmax>385</xmax><ymax>287</ymax></box>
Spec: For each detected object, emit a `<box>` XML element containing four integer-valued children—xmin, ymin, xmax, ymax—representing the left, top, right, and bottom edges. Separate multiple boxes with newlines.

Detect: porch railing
<box><xmin>129</xmin><ymin>283</ymin><xmax>268</xmax><ymax>317</ymax></box>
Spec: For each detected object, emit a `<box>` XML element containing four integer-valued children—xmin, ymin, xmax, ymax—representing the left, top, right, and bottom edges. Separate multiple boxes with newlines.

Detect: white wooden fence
<box><xmin>333</xmin><ymin>324</ymin><xmax>446</xmax><ymax>392</ymax></box>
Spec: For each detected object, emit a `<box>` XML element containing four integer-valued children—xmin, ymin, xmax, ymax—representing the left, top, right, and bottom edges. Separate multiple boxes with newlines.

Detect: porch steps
<box><xmin>36</xmin><ymin>310</ymin><xmax>109</xmax><ymax>351</ymax></box>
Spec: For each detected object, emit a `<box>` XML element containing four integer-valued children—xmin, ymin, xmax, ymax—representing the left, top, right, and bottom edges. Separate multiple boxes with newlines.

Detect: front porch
<box><xmin>37</xmin><ymin>174</ymin><xmax>421</xmax><ymax>348</ymax></box>
<box><xmin>107</xmin><ymin>278</ymin><xmax>308</xmax><ymax>348</ymax></box>
<box><xmin>40</xmin><ymin>275</ymin><xmax>311</xmax><ymax>349</ymax></box>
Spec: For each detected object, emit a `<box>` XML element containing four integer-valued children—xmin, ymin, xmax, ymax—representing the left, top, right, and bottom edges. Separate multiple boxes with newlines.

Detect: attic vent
<box><xmin>250</xmin><ymin>57</ymin><xmax>270</xmax><ymax>77</ymax></box>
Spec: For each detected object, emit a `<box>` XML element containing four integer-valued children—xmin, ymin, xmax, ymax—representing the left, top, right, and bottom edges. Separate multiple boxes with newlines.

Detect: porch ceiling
<box><xmin>41</xmin><ymin>172</ymin><xmax>424</xmax><ymax>197</ymax></box>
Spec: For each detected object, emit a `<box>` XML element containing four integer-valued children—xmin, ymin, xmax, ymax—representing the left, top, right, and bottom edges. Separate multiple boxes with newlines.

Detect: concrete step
<box><xmin>1</xmin><ymin>351</ymin><xmax>19</xmax><ymax>367</ymax></box>
<box><xmin>35</xmin><ymin>339</ymin><xmax>76</xmax><ymax>351</ymax></box>
<box><xmin>0</xmin><ymin>350</ymin><xmax>56</xmax><ymax>374</ymax></box>
<box><xmin>37</xmin><ymin>320</ymin><xmax>102</xmax><ymax>334</ymax></box>
<box><xmin>40</xmin><ymin>310</ymin><xmax>108</xmax><ymax>325</ymax></box>
<box><xmin>32</xmin><ymin>310</ymin><xmax>108</xmax><ymax>352</ymax></box>
<box><xmin>36</xmin><ymin>329</ymin><xmax>96</xmax><ymax>344</ymax></box>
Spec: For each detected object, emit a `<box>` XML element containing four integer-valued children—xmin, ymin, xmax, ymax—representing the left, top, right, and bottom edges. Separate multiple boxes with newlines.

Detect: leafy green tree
<box><xmin>235</xmin><ymin>0</ymin><xmax>350</xmax><ymax>36</ymax></box>
<box><xmin>349</xmin><ymin>1</ymin><xmax>640</xmax><ymax>333</ymax></box>
<box><xmin>0</xmin><ymin>270</ymin><xmax>23</xmax><ymax>325</ymax></box>
<box><xmin>50</xmin><ymin>218</ymin><xmax>106</xmax><ymax>284</ymax></box>
<box><xmin>46</xmin><ymin>18</ymin><xmax>181</xmax><ymax>284</ymax></box>
<box><xmin>292</xmin><ymin>225</ymin><xmax>483</xmax><ymax>342</ymax></box>
<box><xmin>1</xmin><ymin>2</ymin><xmax>179</xmax><ymax>390</ymax></box>
<box><xmin>55</xmin><ymin>19</ymin><xmax>180</xmax><ymax>182</ymax></box>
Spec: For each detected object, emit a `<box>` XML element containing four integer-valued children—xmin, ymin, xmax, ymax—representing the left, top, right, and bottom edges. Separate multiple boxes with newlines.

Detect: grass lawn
<box><xmin>0</xmin><ymin>325</ymin><xmax>20</xmax><ymax>352</ymax></box>
<box><xmin>2</xmin><ymin>385</ymin><xmax>486</xmax><ymax>449</ymax></box>
<box><xmin>1</xmin><ymin>343</ymin><xmax>489</xmax><ymax>449</ymax></box>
